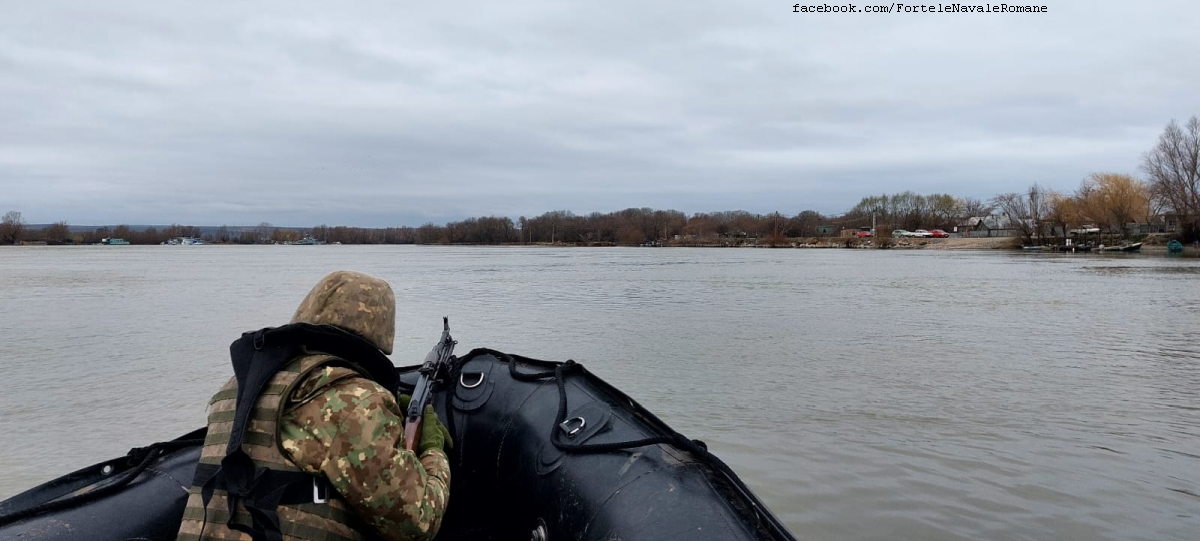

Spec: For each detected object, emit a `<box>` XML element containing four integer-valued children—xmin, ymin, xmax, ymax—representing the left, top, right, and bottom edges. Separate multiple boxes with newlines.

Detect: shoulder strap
<box><xmin>282</xmin><ymin>323</ymin><xmax>400</xmax><ymax>393</ymax></box>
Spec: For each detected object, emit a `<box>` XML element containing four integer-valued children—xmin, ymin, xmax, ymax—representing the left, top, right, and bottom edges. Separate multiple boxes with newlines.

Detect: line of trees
<box><xmin>414</xmin><ymin>208</ymin><xmax>833</xmax><ymax>246</ymax></box>
<box><xmin>4</xmin><ymin>116</ymin><xmax>1196</xmax><ymax>247</ymax></box>
<box><xmin>3</xmin><ymin>221</ymin><xmax>208</xmax><ymax>246</ymax></box>
<box><xmin>843</xmin><ymin>192</ymin><xmax>992</xmax><ymax>232</ymax></box>
<box><xmin>0</xmin><ymin>208</ymin><xmax>842</xmax><ymax>247</ymax></box>
<box><xmin>989</xmin><ymin>116</ymin><xmax>1200</xmax><ymax>244</ymax></box>
<box><xmin>992</xmin><ymin>176</ymin><xmax>1157</xmax><ymax>245</ymax></box>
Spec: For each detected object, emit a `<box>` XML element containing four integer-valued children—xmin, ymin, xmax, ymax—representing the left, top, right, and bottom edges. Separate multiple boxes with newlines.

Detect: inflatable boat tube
<box><xmin>0</xmin><ymin>349</ymin><xmax>796</xmax><ymax>541</ymax></box>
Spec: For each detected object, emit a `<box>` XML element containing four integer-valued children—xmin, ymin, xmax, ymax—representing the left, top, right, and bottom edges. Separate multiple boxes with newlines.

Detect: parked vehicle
<box><xmin>928</xmin><ymin>229</ymin><xmax>949</xmax><ymax>238</ymax></box>
<box><xmin>911</xmin><ymin>230</ymin><xmax>933</xmax><ymax>238</ymax></box>
<box><xmin>856</xmin><ymin>231</ymin><xmax>873</xmax><ymax>238</ymax></box>
<box><xmin>892</xmin><ymin>229</ymin><xmax>910</xmax><ymax>238</ymax></box>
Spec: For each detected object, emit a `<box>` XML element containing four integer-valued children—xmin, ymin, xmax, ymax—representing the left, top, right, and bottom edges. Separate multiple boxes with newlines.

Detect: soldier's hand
<box><xmin>419</xmin><ymin>404</ymin><xmax>453</xmax><ymax>455</ymax></box>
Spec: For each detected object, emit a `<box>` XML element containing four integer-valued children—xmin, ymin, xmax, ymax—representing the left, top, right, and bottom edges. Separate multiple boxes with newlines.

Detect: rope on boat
<box><xmin>497</xmin><ymin>351</ymin><xmax>796</xmax><ymax>541</ymax></box>
<box><xmin>0</xmin><ymin>438</ymin><xmax>205</xmax><ymax>527</ymax></box>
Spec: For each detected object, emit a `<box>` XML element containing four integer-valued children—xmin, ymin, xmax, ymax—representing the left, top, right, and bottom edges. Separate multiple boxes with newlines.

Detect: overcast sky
<box><xmin>3</xmin><ymin>1</ymin><xmax>1198</xmax><ymax>227</ymax></box>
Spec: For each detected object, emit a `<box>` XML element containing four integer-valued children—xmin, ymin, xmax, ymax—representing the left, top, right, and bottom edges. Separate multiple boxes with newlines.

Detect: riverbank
<box><xmin>6</xmin><ymin>236</ymin><xmax>1197</xmax><ymax>255</ymax></box>
<box><xmin>890</xmin><ymin>237</ymin><xmax>1016</xmax><ymax>250</ymax></box>
<box><xmin>659</xmin><ymin>237</ymin><xmax>1019</xmax><ymax>250</ymax></box>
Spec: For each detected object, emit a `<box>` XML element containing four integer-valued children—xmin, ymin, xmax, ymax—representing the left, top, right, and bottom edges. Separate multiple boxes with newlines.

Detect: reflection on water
<box><xmin>0</xmin><ymin>246</ymin><xmax>1197</xmax><ymax>540</ymax></box>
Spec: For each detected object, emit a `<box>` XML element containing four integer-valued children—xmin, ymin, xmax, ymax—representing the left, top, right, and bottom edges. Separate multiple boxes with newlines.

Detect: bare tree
<box><xmin>957</xmin><ymin>197</ymin><xmax>994</xmax><ymax>219</ymax></box>
<box><xmin>927</xmin><ymin>194</ymin><xmax>957</xmax><ymax>229</ymax></box>
<box><xmin>1029</xmin><ymin>184</ymin><xmax>1056</xmax><ymax>240</ymax></box>
<box><xmin>256</xmin><ymin>222</ymin><xmax>276</xmax><ymax>243</ymax></box>
<box><xmin>42</xmin><ymin>221</ymin><xmax>71</xmax><ymax>245</ymax></box>
<box><xmin>991</xmin><ymin>192</ymin><xmax>1034</xmax><ymax>243</ymax></box>
<box><xmin>764</xmin><ymin>212</ymin><xmax>790</xmax><ymax>246</ymax></box>
<box><xmin>792</xmin><ymin>210</ymin><xmax>825</xmax><ymax>237</ymax></box>
<box><xmin>991</xmin><ymin>185</ymin><xmax>1053</xmax><ymax>244</ymax></box>
<box><xmin>1142</xmin><ymin>116</ymin><xmax>1200</xmax><ymax>241</ymax></box>
<box><xmin>683</xmin><ymin>213</ymin><xmax>720</xmax><ymax>238</ymax></box>
<box><xmin>415</xmin><ymin>223</ymin><xmax>443</xmax><ymax>244</ymax></box>
<box><xmin>0</xmin><ymin>211</ymin><xmax>25</xmax><ymax>244</ymax></box>
<box><xmin>112</xmin><ymin>225</ymin><xmax>133</xmax><ymax>242</ymax></box>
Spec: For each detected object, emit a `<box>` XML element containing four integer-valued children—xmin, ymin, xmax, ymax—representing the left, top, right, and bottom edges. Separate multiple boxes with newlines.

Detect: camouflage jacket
<box><xmin>279</xmin><ymin>363</ymin><xmax>451</xmax><ymax>541</ymax></box>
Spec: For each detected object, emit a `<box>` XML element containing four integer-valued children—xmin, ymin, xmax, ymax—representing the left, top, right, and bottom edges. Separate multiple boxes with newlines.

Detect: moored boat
<box><xmin>0</xmin><ymin>349</ymin><xmax>796</xmax><ymax>541</ymax></box>
<box><xmin>1099</xmin><ymin>242</ymin><xmax>1143</xmax><ymax>252</ymax></box>
<box><xmin>162</xmin><ymin>237</ymin><xmax>204</xmax><ymax>245</ymax></box>
<box><xmin>287</xmin><ymin>236</ymin><xmax>325</xmax><ymax>245</ymax></box>
<box><xmin>1167</xmin><ymin>240</ymin><xmax>1184</xmax><ymax>253</ymax></box>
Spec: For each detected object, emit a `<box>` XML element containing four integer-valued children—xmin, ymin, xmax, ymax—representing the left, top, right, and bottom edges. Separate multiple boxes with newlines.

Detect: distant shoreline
<box><xmin>8</xmin><ymin>237</ymin><xmax>1196</xmax><ymax>255</ymax></box>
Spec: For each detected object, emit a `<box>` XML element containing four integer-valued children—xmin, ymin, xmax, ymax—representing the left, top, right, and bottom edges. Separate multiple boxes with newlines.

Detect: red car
<box><xmin>856</xmin><ymin>231</ymin><xmax>873</xmax><ymax>238</ymax></box>
<box><xmin>929</xmin><ymin>229</ymin><xmax>949</xmax><ymax>238</ymax></box>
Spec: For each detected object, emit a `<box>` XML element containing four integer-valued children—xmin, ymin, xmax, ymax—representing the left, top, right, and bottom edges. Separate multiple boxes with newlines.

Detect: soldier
<box><xmin>177</xmin><ymin>270</ymin><xmax>451</xmax><ymax>541</ymax></box>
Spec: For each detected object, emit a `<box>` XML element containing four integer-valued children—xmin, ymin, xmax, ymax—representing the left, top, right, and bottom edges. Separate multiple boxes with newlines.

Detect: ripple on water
<box><xmin>1</xmin><ymin>246</ymin><xmax>1198</xmax><ymax>540</ymax></box>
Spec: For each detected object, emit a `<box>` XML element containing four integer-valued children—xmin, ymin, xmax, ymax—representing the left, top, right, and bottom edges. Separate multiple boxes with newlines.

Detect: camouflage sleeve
<box><xmin>279</xmin><ymin>375</ymin><xmax>451</xmax><ymax>541</ymax></box>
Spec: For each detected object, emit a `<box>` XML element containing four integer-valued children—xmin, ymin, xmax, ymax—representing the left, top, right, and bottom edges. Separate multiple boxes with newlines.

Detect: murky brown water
<box><xmin>1</xmin><ymin>245</ymin><xmax>1197</xmax><ymax>540</ymax></box>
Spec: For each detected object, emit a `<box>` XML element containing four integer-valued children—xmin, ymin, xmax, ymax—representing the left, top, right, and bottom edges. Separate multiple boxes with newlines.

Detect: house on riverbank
<box><xmin>958</xmin><ymin>216</ymin><xmax>1019</xmax><ymax>238</ymax></box>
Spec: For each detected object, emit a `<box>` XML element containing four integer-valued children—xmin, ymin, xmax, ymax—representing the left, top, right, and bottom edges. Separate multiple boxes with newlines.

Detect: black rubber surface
<box><xmin>0</xmin><ymin>350</ymin><xmax>796</xmax><ymax>541</ymax></box>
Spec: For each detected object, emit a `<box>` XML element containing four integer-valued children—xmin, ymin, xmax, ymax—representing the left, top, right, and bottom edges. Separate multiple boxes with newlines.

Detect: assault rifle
<box><xmin>403</xmin><ymin>317</ymin><xmax>457</xmax><ymax>452</ymax></box>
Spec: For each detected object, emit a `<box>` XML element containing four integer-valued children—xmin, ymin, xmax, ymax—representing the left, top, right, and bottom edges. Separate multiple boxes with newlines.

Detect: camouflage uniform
<box><xmin>177</xmin><ymin>271</ymin><xmax>451</xmax><ymax>541</ymax></box>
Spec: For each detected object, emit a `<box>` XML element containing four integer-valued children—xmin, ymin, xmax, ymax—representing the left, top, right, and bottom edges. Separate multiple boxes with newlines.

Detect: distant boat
<box><xmin>1099</xmin><ymin>242</ymin><xmax>1143</xmax><ymax>252</ymax></box>
<box><xmin>1021</xmin><ymin>245</ymin><xmax>1045</xmax><ymax>251</ymax></box>
<box><xmin>101</xmin><ymin>238</ymin><xmax>130</xmax><ymax>245</ymax></box>
<box><xmin>287</xmin><ymin>237</ymin><xmax>324</xmax><ymax>245</ymax></box>
<box><xmin>1167</xmin><ymin>240</ymin><xmax>1184</xmax><ymax>253</ymax></box>
<box><xmin>162</xmin><ymin>237</ymin><xmax>204</xmax><ymax>245</ymax></box>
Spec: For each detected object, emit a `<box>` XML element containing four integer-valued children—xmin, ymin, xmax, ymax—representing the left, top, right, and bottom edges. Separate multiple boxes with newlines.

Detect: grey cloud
<box><xmin>2</xmin><ymin>0</ymin><xmax>1198</xmax><ymax>226</ymax></box>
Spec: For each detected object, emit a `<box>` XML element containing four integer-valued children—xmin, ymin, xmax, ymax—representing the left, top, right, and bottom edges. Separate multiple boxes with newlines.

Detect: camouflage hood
<box><xmin>291</xmin><ymin>270</ymin><xmax>395</xmax><ymax>354</ymax></box>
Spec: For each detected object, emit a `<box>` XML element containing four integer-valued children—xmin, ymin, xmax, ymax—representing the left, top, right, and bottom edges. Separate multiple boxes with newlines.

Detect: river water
<box><xmin>0</xmin><ymin>245</ymin><xmax>1197</xmax><ymax>540</ymax></box>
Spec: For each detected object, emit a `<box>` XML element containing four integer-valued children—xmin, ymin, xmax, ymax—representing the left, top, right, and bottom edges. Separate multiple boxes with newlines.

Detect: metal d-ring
<box><xmin>459</xmin><ymin>371</ymin><xmax>484</xmax><ymax>389</ymax></box>
<box><xmin>559</xmin><ymin>416</ymin><xmax>586</xmax><ymax>437</ymax></box>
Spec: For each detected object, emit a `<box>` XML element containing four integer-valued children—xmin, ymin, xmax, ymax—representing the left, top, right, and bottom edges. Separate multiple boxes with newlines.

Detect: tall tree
<box><xmin>928</xmin><ymin>194</ymin><xmax>958</xmax><ymax>229</ymax></box>
<box><xmin>42</xmin><ymin>221</ymin><xmax>71</xmax><ymax>245</ymax></box>
<box><xmin>992</xmin><ymin>185</ymin><xmax>1053</xmax><ymax>243</ymax></box>
<box><xmin>957</xmin><ymin>197</ymin><xmax>994</xmax><ymax>219</ymax></box>
<box><xmin>1142</xmin><ymin>116</ymin><xmax>1200</xmax><ymax>241</ymax></box>
<box><xmin>0</xmin><ymin>211</ymin><xmax>25</xmax><ymax>244</ymax></box>
<box><xmin>256</xmin><ymin>222</ymin><xmax>275</xmax><ymax>243</ymax></box>
<box><xmin>792</xmin><ymin>210</ymin><xmax>825</xmax><ymax>237</ymax></box>
<box><xmin>1085</xmin><ymin>173</ymin><xmax>1150</xmax><ymax>236</ymax></box>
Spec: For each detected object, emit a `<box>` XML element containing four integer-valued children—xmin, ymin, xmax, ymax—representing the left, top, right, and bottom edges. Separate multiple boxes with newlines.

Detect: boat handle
<box><xmin>460</xmin><ymin>371</ymin><xmax>485</xmax><ymax>389</ymax></box>
<box><xmin>559</xmin><ymin>416</ymin><xmax>586</xmax><ymax>437</ymax></box>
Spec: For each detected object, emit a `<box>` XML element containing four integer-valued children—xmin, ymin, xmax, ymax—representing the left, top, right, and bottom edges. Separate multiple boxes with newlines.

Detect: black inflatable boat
<box><xmin>0</xmin><ymin>349</ymin><xmax>797</xmax><ymax>541</ymax></box>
